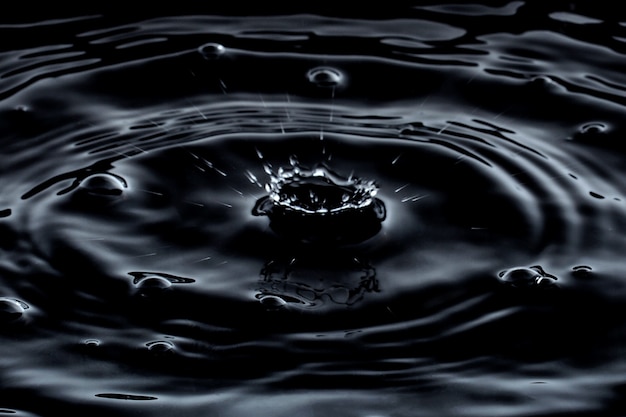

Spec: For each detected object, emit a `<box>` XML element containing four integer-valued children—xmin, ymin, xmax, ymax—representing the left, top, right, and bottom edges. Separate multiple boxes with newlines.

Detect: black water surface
<box><xmin>2</xmin><ymin>2</ymin><xmax>626</xmax><ymax>416</ymax></box>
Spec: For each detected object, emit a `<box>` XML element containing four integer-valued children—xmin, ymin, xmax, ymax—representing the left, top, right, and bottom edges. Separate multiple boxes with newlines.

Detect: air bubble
<box><xmin>76</xmin><ymin>174</ymin><xmax>126</xmax><ymax>200</ymax></box>
<box><xmin>198</xmin><ymin>43</ymin><xmax>226</xmax><ymax>60</ymax></box>
<box><xmin>570</xmin><ymin>122</ymin><xmax>612</xmax><ymax>145</ymax></box>
<box><xmin>0</xmin><ymin>297</ymin><xmax>28</xmax><ymax>323</ymax></box>
<box><xmin>258</xmin><ymin>294</ymin><xmax>288</xmax><ymax>311</ymax></box>
<box><xmin>146</xmin><ymin>340</ymin><xmax>175</xmax><ymax>355</ymax></box>
<box><xmin>498</xmin><ymin>266</ymin><xmax>557</xmax><ymax>289</ymax></box>
<box><xmin>571</xmin><ymin>265</ymin><xmax>593</xmax><ymax>279</ymax></box>
<box><xmin>83</xmin><ymin>339</ymin><xmax>101</xmax><ymax>347</ymax></box>
<box><xmin>307</xmin><ymin>66</ymin><xmax>344</xmax><ymax>88</ymax></box>
<box><xmin>580</xmin><ymin>122</ymin><xmax>607</xmax><ymax>135</ymax></box>
<box><xmin>528</xmin><ymin>75</ymin><xmax>555</xmax><ymax>88</ymax></box>
<box><xmin>133</xmin><ymin>276</ymin><xmax>172</xmax><ymax>297</ymax></box>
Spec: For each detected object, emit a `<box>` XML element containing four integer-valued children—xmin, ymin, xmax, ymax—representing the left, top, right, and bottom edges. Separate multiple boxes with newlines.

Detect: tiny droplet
<box><xmin>199</xmin><ymin>43</ymin><xmax>226</xmax><ymax>60</ymax></box>
<box><xmin>307</xmin><ymin>67</ymin><xmax>344</xmax><ymax>88</ymax></box>
<box><xmin>134</xmin><ymin>276</ymin><xmax>172</xmax><ymax>297</ymax></box>
<box><xmin>259</xmin><ymin>295</ymin><xmax>288</xmax><ymax>311</ymax></box>
<box><xmin>0</xmin><ymin>297</ymin><xmax>27</xmax><ymax>323</ymax></box>
<box><xmin>146</xmin><ymin>340</ymin><xmax>175</xmax><ymax>355</ymax></box>
<box><xmin>78</xmin><ymin>174</ymin><xmax>126</xmax><ymax>199</ymax></box>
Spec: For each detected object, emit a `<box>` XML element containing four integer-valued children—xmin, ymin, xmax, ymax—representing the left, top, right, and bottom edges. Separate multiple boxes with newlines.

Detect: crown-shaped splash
<box><xmin>253</xmin><ymin>157</ymin><xmax>386</xmax><ymax>245</ymax></box>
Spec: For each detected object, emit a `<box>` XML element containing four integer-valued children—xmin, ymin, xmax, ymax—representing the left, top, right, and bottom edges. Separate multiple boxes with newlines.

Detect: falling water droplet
<box><xmin>198</xmin><ymin>42</ymin><xmax>226</xmax><ymax>60</ymax></box>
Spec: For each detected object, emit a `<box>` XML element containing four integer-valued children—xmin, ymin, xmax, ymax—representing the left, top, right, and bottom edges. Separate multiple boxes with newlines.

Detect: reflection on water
<box><xmin>2</xmin><ymin>3</ymin><xmax>626</xmax><ymax>416</ymax></box>
<box><xmin>257</xmin><ymin>253</ymin><xmax>379</xmax><ymax>310</ymax></box>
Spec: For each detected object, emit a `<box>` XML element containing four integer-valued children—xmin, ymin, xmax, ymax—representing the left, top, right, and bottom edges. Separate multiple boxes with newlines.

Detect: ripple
<box><xmin>3</xmin><ymin>6</ymin><xmax>626</xmax><ymax>417</ymax></box>
<box><xmin>95</xmin><ymin>393</ymin><xmax>158</xmax><ymax>401</ymax></box>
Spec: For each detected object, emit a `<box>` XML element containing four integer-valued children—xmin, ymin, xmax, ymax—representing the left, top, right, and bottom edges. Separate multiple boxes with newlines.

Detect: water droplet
<box><xmin>198</xmin><ymin>42</ymin><xmax>226</xmax><ymax>60</ymax></box>
<box><xmin>252</xmin><ymin>163</ymin><xmax>385</xmax><ymax>244</ymax></box>
<box><xmin>83</xmin><ymin>338</ymin><xmax>101</xmax><ymax>347</ymax></box>
<box><xmin>498</xmin><ymin>266</ymin><xmax>557</xmax><ymax>289</ymax></box>
<box><xmin>571</xmin><ymin>122</ymin><xmax>613</xmax><ymax>146</ymax></box>
<box><xmin>133</xmin><ymin>276</ymin><xmax>172</xmax><ymax>297</ymax></box>
<box><xmin>307</xmin><ymin>66</ymin><xmax>344</xmax><ymax>88</ymax></box>
<box><xmin>580</xmin><ymin>122</ymin><xmax>607</xmax><ymax>135</ymax></box>
<box><xmin>258</xmin><ymin>294</ymin><xmax>288</xmax><ymax>311</ymax></box>
<box><xmin>571</xmin><ymin>265</ymin><xmax>593</xmax><ymax>279</ymax></box>
<box><xmin>528</xmin><ymin>75</ymin><xmax>555</xmax><ymax>89</ymax></box>
<box><xmin>0</xmin><ymin>297</ymin><xmax>27</xmax><ymax>323</ymax></box>
<box><xmin>74</xmin><ymin>174</ymin><xmax>127</xmax><ymax>205</ymax></box>
<box><xmin>146</xmin><ymin>340</ymin><xmax>175</xmax><ymax>355</ymax></box>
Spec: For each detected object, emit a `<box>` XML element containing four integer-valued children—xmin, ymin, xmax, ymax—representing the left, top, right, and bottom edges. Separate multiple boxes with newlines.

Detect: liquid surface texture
<box><xmin>2</xmin><ymin>3</ymin><xmax>626</xmax><ymax>416</ymax></box>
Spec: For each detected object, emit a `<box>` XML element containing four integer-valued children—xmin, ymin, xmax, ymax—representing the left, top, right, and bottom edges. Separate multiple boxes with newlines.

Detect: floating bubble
<box><xmin>198</xmin><ymin>42</ymin><xmax>226</xmax><ymax>60</ymax></box>
<box><xmin>71</xmin><ymin>174</ymin><xmax>127</xmax><ymax>209</ymax></box>
<box><xmin>571</xmin><ymin>265</ymin><xmax>593</xmax><ymax>279</ymax></box>
<box><xmin>258</xmin><ymin>294</ymin><xmax>288</xmax><ymax>311</ymax></box>
<box><xmin>0</xmin><ymin>297</ymin><xmax>28</xmax><ymax>323</ymax></box>
<box><xmin>579</xmin><ymin>122</ymin><xmax>607</xmax><ymax>135</ymax></box>
<box><xmin>570</xmin><ymin>122</ymin><xmax>613</xmax><ymax>146</ymax></box>
<box><xmin>83</xmin><ymin>338</ymin><xmax>101</xmax><ymax>347</ymax></box>
<box><xmin>253</xmin><ymin>163</ymin><xmax>385</xmax><ymax>244</ymax></box>
<box><xmin>78</xmin><ymin>174</ymin><xmax>126</xmax><ymax>197</ymax></box>
<box><xmin>146</xmin><ymin>340</ymin><xmax>175</xmax><ymax>355</ymax></box>
<box><xmin>498</xmin><ymin>266</ymin><xmax>558</xmax><ymax>289</ymax></box>
<box><xmin>528</xmin><ymin>75</ymin><xmax>556</xmax><ymax>89</ymax></box>
<box><xmin>129</xmin><ymin>272</ymin><xmax>194</xmax><ymax>298</ymax></box>
<box><xmin>306</xmin><ymin>66</ymin><xmax>344</xmax><ymax>88</ymax></box>
<box><xmin>133</xmin><ymin>276</ymin><xmax>173</xmax><ymax>298</ymax></box>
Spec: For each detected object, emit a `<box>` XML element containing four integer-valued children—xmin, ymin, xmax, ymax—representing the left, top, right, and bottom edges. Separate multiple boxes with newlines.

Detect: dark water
<box><xmin>2</xmin><ymin>2</ymin><xmax>626</xmax><ymax>416</ymax></box>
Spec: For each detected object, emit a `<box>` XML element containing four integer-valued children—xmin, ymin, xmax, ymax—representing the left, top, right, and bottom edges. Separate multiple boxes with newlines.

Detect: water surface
<box><xmin>2</xmin><ymin>3</ymin><xmax>626</xmax><ymax>416</ymax></box>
